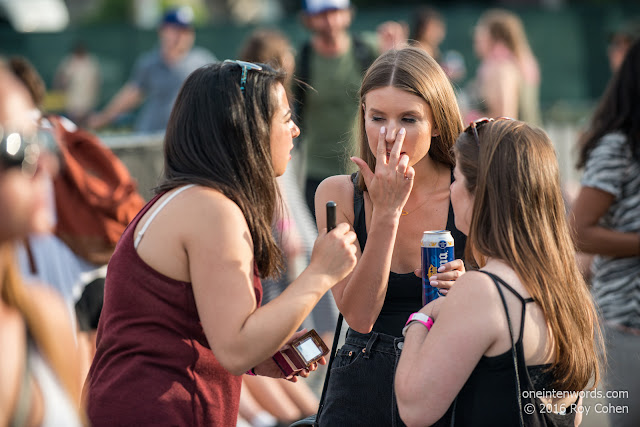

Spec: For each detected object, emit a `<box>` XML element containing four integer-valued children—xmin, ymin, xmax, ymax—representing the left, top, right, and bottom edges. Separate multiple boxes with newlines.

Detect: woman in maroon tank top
<box><xmin>84</xmin><ymin>62</ymin><xmax>358</xmax><ymax>426</ymax></box>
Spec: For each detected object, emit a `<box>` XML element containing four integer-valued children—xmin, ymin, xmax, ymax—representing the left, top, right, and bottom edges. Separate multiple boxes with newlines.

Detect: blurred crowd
<box><xmin>1</xmin><ymin>0</ymin><xmax>639</xmax><ymax>426</ymax></box>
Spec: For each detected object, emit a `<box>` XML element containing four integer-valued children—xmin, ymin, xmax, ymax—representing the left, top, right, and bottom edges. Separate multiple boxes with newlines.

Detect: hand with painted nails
<box><xmin>413</xmin><ymin>259</ymin><xmax>466</xmax><ymax>296</ymax></box>
<box><xmin>351</xmin><ymin>126</ymin><xmax>415</xmax><ymax>218</ymax></box>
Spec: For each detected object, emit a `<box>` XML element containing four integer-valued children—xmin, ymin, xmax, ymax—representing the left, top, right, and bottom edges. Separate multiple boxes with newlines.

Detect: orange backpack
<box><xmin>48</xmin><ymin>115</ymin><xmax>145</xmax><ymax>265</ymax></box>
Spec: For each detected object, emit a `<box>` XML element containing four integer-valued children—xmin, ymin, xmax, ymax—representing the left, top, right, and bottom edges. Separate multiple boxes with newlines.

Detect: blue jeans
<box><xmin>319</xmin><ymin>328</ymin><xmax>406</xmax><ymax>427</ymax></box>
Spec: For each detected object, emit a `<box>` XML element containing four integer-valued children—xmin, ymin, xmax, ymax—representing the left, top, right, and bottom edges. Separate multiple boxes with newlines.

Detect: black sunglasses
<box><xmin>0</xmin><ymin>129</ymin><xmax>41</xmax><ymax>177</ymax></box>
<box><xmin>464</xmin><ymin>117</ymin><xmax>513</xmax><ymax>146</ymax></box>
<box><xmin>223</xmin><ymin>59</ymin><xmax>264</xmax><ymax>93</ymax></box>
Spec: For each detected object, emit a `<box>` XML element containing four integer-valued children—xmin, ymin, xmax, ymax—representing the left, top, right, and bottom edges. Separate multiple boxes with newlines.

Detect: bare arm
<box><xmin>569</xmin><ymin>186</ymin><xmax>640</xmax><ymax>257</ymax></box>
<box><xmin>395</xmin><ymin>272</ymin><xmax>498</xmax><ymax>426</ymax></box>
<box><xmin>187</xmin><ymin>190</ymin><xmax>357</xmax><ymax>375</ymax></box>
<box><xmin>315</xmin><ymin>127</ymin><xmax>413</xmax><ymax>333</ymax></box>
<box><xmin>88</xmin><ymin>83</ymin><xmax>142</xmax><ymax>129</ymax></box>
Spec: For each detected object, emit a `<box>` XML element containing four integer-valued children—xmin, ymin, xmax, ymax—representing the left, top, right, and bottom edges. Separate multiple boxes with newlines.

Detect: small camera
<box><xmin>272</xmin><ymin>329</ymin><xmax>329</xmax><ymax>376</ymax></box>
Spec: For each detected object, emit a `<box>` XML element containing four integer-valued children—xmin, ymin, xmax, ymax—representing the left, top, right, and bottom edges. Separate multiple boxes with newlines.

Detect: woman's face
<box><xmin>450</xmin><ymin>163</ymin><xmax>474</xmax><ymax>236</ymax></box>
<box><xmin>0</xmin><ymin>145</ymin><xmax>51</xmax><ymax>242</ymax></box>
<box><xmin>473</xmin><ymin>24</ymin><xmax>491</xmax><ymax>59</ymax></box>
<box><xmin>269</xmin><ymin>82</ymin><xmax>300</xmax><ymax>177</ymax></box>
<box><xmin>363</xmin><ymin>86</ymin><xmax>438</xmax><ymax>167</ymax></box>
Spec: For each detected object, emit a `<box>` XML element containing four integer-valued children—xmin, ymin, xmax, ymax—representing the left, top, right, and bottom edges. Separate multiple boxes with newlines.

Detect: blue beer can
<box><xmin>421</xmin><ymin>230</ymin><xmax>455</xmax><ymax>306</ymax></box>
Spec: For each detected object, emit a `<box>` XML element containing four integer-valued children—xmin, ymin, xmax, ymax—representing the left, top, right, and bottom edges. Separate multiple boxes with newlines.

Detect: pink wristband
<box><xmin>245</xmin><ymin>368</ymin><xmax>257</xmax><ymax>376</ymax></box>
<box><xmin>401</xmin><ymin>312</ymin><xmax>434</xmax><ymax>337</ymax></box>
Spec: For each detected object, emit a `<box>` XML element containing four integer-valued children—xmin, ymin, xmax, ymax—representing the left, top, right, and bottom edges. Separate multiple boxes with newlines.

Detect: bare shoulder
<box><xmin>442</xmin><ymin>270</ymin><xmax>504</xmax><ymax>322</ymax></box>
<box><xmin>178</xmin><ymin>185</ymin><xmax>249</xmax><ymax>232</ymax></box>
<box><xmin>315</xmin><ymin>175</ymin><xmax>356</xmax><ymax>221</ymax></box>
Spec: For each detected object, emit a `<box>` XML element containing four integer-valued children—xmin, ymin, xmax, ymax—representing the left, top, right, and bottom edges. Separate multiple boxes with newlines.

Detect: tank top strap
<box><xmin>477</xmin><ymin>270</ymin><xmax>534</xmax><ymax>342</ymax></box>
<box><xmin>134</xmin><ymin>184</ymin><xmax>196</xmax><ymax>249</ymax></box>
<box><xmin>351</xmin><ymin>172</ymin><xmax>367</xmax><ymax>252</ymax></box>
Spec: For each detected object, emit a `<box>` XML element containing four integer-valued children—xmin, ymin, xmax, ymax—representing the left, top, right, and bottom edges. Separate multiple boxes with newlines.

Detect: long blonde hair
<box><xmin>454</xmin><ymin>120</ymin><xmax>604</xmax><ymax>391</ymax></box>
<box><xmin>0</xmin><ymin>244</ymin><xmax>81</xmax><ymax>411</ymax></box>
<box><xmin>356</xmin><ymin>47</ymin><xmax>463</xmax><ymax>190</ymax></box>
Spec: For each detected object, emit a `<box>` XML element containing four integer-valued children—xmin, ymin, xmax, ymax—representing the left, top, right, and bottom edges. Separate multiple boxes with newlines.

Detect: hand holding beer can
<box><xmin>421</xmin><ymin>230</ymin><xmax>455</xmax><ymax>306</ymax></box>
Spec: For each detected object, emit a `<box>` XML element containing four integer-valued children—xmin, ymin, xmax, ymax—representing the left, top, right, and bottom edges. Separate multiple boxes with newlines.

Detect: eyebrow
<box><xmin>368</xmin><ymin>108</ymin><xmax>422</xmax><ymax>116</ymax></box>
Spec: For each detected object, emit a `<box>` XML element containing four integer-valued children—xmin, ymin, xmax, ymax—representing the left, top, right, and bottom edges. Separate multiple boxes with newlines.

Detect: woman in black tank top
<box><xmin>314</xmin><ymin>47</ymin><xmax>467</xmax><ymax>426</ymax></box>
<box><xmin>395</xmin><ymin>119</ymin><xmax>604</xmax><ymax>426</ymax></box>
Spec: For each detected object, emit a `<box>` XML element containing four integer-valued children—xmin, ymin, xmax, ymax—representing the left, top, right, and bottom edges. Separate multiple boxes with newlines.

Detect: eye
<box><xmin>402</xmin><ymin>117</ymin><xmax>417</xmax><ymax>123</ymax></box>
<box><xmin>371</xmin><ymin>116</ymin><xmax>384</xmax><ymax>122</ymax></box>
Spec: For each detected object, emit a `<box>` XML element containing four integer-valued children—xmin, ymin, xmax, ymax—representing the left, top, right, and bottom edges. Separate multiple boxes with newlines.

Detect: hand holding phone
<box><xmin>272</xmin><ymin>329</ymin><xmax>330</xmax><ymax>377</ymax></box>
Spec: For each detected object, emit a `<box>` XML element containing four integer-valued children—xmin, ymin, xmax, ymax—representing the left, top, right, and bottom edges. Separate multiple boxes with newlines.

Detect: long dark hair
<box><xmin>577</xmin><ymin>39</ymin><xmax>640</xmax><ymax>168</ymax></box>
<box><xmin>156</xmin><ymin>62</ymin><xmax>286</xmax><ymax>277</ymax></box>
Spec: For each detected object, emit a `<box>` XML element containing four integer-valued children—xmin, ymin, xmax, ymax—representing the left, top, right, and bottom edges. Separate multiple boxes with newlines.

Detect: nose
<box><xmin>385</xmin><ymin>125</ymin><xmax>398</xmax><ymax>143</ymax></box>
<box><xmin>292</xmin><ymin>122</ymin><xmax>301</xmax><ymax>139</ymax></box>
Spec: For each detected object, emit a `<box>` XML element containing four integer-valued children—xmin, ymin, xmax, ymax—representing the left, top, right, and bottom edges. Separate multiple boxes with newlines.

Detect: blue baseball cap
<box><xmin>303</xmin><ymin>0</ymin><xmax>350</xmax><ymax>15</ymax></box>
<box><xmin>162</xmin><ymin>7</ymin><xmax>194</xmax><ymax>29</ymax></box>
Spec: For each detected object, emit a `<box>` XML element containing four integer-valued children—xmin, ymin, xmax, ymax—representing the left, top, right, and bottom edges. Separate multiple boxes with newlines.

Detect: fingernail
<box><xmin>399</xmin><ymin>128</ymin><xmax>406</xmax><ymax>135</ymax></box>
<box><xmin>438</xmin><ymin>266</ymin><xmax>445</xmax><ymax>272</ymax></box>
<box><xmin>430</xmin><ymin>281</ymin><xmax>438</xmax><ymax>287</ymax></box>
<box><xmin>440</xmin><ymin>289</ymin><xmax>448</xmax><ymax>295</ymax></box>
<box><xmin>380</xmin><ymin>126</ymin><xmax>386</xmax><ymax>134</ymax></box>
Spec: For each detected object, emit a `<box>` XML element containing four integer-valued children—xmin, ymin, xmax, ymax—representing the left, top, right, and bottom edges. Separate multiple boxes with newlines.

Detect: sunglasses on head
<box><xmin>0</xmin><ymin>129</ymin><xmax>41</xmax><ymax>177</ymax></box>
<box><xmin>464</xmin><ymin>117</ymin><xmax>513</xmax><ymax>146</ymax></box>
<box><xmin>223</xmin><ymin>59</ymin><xmax>264</xmax><ymax>93</ymax></box>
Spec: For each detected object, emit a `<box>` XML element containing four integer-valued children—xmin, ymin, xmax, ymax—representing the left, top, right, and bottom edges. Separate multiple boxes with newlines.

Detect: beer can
<box><xmin>421</xmin><ymin>230</ymin><xmax>455</xmax><ymax>306</ymax></box>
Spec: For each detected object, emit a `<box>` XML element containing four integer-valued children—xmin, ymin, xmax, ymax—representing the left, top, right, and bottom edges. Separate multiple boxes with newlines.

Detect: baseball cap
<box><xmin>303</xmin><ymin>0</ymin><xmax>350</xmax><ymax>15</ymax></box>
<box><xmin>162</xmin><ymin>6</ymin><xmax>194</xmax><ymax>29</ymax></box>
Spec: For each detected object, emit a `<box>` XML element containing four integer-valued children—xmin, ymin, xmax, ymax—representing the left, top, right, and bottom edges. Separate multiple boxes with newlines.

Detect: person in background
<box><xmin>54</xmin><ymin>42</ymin><xmax>101</xmax><ymax>127</ymax></box>
<box><xmin>465</xmin><ymin>9</ymin><xmax>541</xmax><ymax>125</ymax></box>
<box><xmin>85</xmin><ymin>61</ymin><xmax>358</xmax><ymax>426</ymax></box>
<box><xmin>409</xmin><ymin>6</ymin><xmax>465</xmax><ymax>83</ymax></box>
<box><xmin>607</xmin><ymin>18</ymin><xmax>640</xmax><ymax>73</ymax></box>
<box><xmin>313</xmin><ymin>47</ymin><xmax>466</xmax><ymax>426</ymax></box>
<box><xmin>88</xmin><ymin>6</ymin><xmax>216</xmax><ymax>133</ymax></box>
<box><xmin>295</xmin><ymin>0</ymin><xmax>406</xmax><ymax>216</ymax></box>
<box><xmin>570</xmin><ymin>40</ymin><xmax>640</xmax><ymax>427</ymax></box>
<box><xmin>0</xmin><ymin>58</ymin><xmax>83</xmax><ymax>427</ymax></box>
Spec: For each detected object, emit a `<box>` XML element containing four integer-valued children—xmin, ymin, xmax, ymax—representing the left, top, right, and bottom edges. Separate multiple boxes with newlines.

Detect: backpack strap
<box><xmin>352</xmin><ymin>35</ymin><xmax>378</xmax><ymax>74</ymax></box>
<box><xmin>292</xmin><ymin>40</ymin><xmax>313</xmax><ymax>126</ymax></box>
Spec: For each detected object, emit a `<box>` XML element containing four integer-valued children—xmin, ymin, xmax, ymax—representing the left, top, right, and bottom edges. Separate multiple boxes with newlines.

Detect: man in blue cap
<box><xmin>89</xmin><ymin>7</ymin><xmax>216</xmax><ymax>133</ymax></box>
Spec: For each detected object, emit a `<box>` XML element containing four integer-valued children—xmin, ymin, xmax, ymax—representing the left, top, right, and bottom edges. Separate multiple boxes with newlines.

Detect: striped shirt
<box><xmin>581</xmin><ymin>132</ymin><xmax>640</xmax><ymax>329</ymax></box>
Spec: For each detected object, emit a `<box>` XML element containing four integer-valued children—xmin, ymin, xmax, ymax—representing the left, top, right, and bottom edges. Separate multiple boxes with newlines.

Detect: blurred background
<box><xmin>2</xmin><ymin>0</ymin><xmax>639</xmax><ymax>125</ymax></box>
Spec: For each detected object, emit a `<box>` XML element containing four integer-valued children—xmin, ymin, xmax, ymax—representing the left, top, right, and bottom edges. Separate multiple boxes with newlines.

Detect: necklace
<box><xmin>401</xmin><ymin>197</ymin><xmax>432</xmax><ymax>216</ymax></box>
<box><xmin>401</xmin><ymin>171</ymin><xmax>441</xmax><ymax>216</ymax></box>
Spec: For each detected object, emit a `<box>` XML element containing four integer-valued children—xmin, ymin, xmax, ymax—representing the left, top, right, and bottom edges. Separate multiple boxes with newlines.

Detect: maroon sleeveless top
<box><xmin>86</xmin><ymin>191</ymin><xmax>263</xmax><ymax>426</ymax></box>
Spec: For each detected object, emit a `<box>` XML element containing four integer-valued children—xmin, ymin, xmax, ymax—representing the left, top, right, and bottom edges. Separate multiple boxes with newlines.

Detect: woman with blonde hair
<box><xmin>396</xmin><ymin>119</ymin><xmax>603</xmax><ymax>426</ymax></box>
<box><xmin>466</xmin><ymin>9</ymin><xmax>541</xmax><ymax>125</ymax></box>
<box><xmin>314</xmin><ymin>46</ymin><xmax>467</xmax><ymax>426</ymax></box>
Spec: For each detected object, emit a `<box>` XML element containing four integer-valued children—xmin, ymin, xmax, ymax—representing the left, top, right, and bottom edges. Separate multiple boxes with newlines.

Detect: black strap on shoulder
<box><xmin>476</xmin><ymin>270</ymin><xmax>525</xmax><ymax>427</ymax></box>
<box><xmin>351</xmin><ymin>172</ymin><xmax>367</xmax><ymax>252</ymax></box>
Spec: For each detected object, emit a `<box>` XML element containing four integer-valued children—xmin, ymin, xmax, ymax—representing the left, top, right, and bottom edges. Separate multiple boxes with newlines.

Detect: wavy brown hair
<box><xmin>156</xmin><ymin>62</ymin><xmax>285</xmax><ymax>278</ymax></box>
<box><xmin>454</xmin><ymin>119</ymin><xmax>604</xmax><ymax>391</ymax></box>
<box><xmin>356</xmin><ymin>47</ymin><xmax>463</xmax><ymax>190</ymax></box>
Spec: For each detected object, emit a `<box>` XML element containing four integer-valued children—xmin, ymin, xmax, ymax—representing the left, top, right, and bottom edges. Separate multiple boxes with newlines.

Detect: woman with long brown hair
<box><xmin>396</xmin><ymin>119</ymin><xmax>603</xmax><ymax>426</ymax></box>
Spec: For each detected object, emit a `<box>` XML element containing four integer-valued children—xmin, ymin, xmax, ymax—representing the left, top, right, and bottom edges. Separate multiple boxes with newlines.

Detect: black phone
<box><xmin>326</xmin><ymin>201</ymin><xmax>336</xmax><ymax>231</ymax></box>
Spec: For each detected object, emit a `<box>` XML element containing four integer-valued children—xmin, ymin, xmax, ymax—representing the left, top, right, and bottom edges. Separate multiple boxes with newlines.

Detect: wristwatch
<box><xmin>402</xmin><ymin>312</ymin><xmax>434</xmax><ymax>337</ymax></box>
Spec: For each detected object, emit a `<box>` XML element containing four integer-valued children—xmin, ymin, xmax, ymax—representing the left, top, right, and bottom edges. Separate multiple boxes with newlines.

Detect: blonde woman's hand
<box><xmin>351</xmin><ymin>126</ymin><xmax>414</xmax><ymax>218</ymax></box>
<box><xmin>307</xmin><ymin>222</ymin><xmax>357</xmax><ymax>285</ymax></box>
<box><xmin>413</xmin><ymin>259</ymin><xmax>465</xmax><ymax>296</ymax></box>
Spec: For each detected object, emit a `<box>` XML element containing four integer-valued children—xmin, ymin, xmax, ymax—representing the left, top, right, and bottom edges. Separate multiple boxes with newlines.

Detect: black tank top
<box><xmin>351</xmin><ymin>172</ymin><xmax>467</xmax><ymax>336</ymax></box>
<box><xmin>452</xmin><ymin>271</ymin><xmax>577</xmax><ymax>426</ymax></box>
